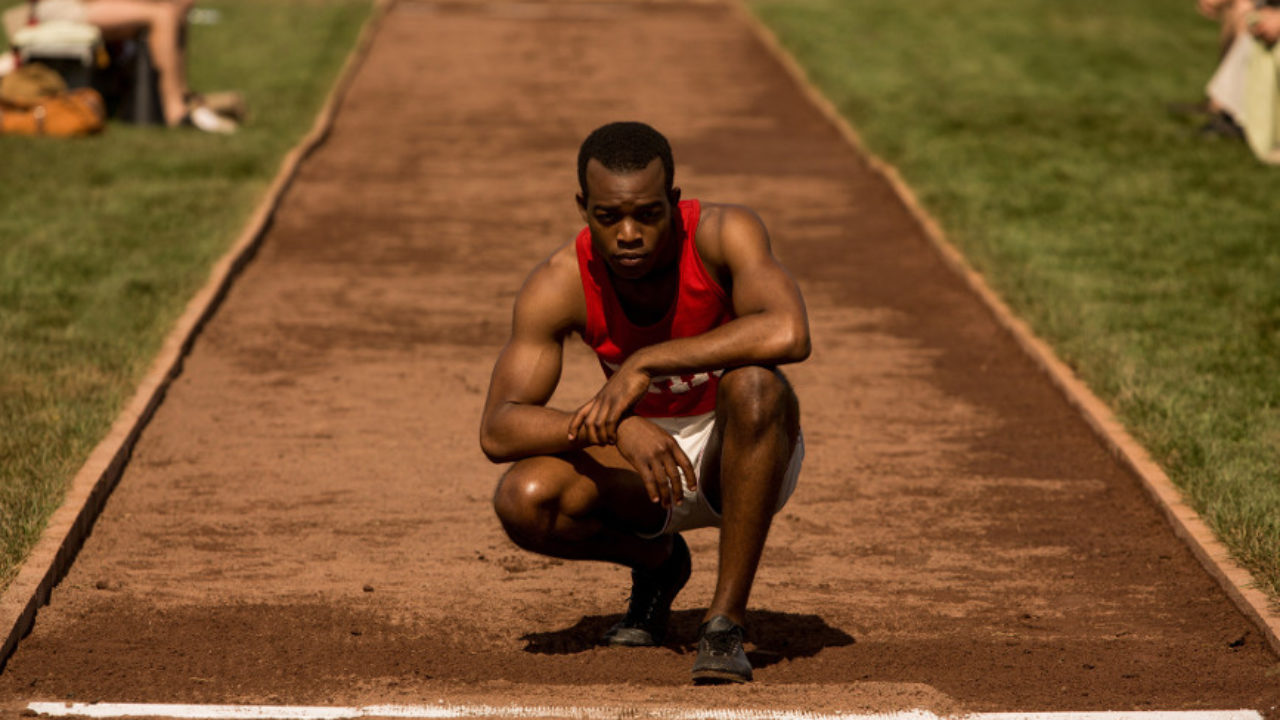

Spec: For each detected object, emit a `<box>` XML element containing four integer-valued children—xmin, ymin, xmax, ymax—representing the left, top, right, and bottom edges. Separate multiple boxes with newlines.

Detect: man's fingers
<box><xmin>571</xmin><ymin>399</ymin><xmax>618</xmax><ymax>446</ymax></box>
<box><xmin>656</xmin><ymin>461</ymin><xmax>678</xmax><ymax>508</ymax></box>
<box><xmin>598</xmin><ymin>398</ymin><xmax>624</xmax><ymax>445</ymax></box>
<box><xmin>641</xmin><ymin>463</ymin><xmax>666</xmax><ymax>506</ymax></box>
<box><xmin>661</xmin><ymin>461</ymin><xmax>684</xmax><ymax>507</ymax></box>
<box><xmin>674</xmin><ymin>446</ymin><xmax>697</xmax><ymax>493</ymax></box>
<box><xmin>587</xmin><ymin>418</ymin><xmax>608</xmax><ymax>447</ymax></box>
<box><xmin>588</xmin><ymin>403</ymin><xmax>612</xmax><ymax>445</ymax></box>
<box><xmin>567</xmin><ymin>402</ymin><xmax>592</xmax><ymax>440</ymax></box>
<box><xmin>597</xmin><ymin>411</ymin><xmax>615</xmax><ymax>445</ymax></box>
<box><xmin>641</xmin><ymin>471</ymin><xmax>660</xmax><ymax>505</ymax></box>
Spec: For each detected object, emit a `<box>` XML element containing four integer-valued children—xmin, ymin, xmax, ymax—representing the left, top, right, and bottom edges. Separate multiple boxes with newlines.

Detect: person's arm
<box><xmin>479</xmin><ymin>243</ymin><xmax>698</xmax><ymax>509</ymax></box>
<box><xmin>628</xmin><ymin>204</ymin><xmax>810</xmax><ymax>374</ymax></box>
<box><xmin>479</xmin><ymin>247</ymin><xmax>587</xmax><ymax>463</ymax></box>
<box><xmin>1248</xmin><ymin>7</ymin><xmax>1280</xmax><ymax>42</ymax></box>
<box><xmin>1198</xmin><ymin>0</ymin><xmax>1232</xmax><ymax>19</ymax></box>
<box><xmin>568</xmin><ymin>205</ymin><xmax>810</xmax><ymax>445</ymax></box>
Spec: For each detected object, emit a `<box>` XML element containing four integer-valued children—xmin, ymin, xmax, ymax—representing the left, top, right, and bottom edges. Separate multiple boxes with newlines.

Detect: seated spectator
<box><xmin>1201</xmin><ymin>0</ymin><xmax>1280</xmax><ymax>161</ymax></box>
<box><xmin>19</xmin><ymin>0</ymin><xmax>237</xmax><ymax>132</ymax></box>
<box><xmin>1199</xmin><ymin>0</ymin><xmax>1259</xmax><ymax>54</ymax></box>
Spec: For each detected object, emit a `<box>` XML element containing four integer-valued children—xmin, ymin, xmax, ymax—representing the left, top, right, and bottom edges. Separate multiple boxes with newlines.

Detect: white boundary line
<box><xmin>22</xmin><ymin>703</ymin><xmax>1266</xmax><ymax>720</ymax></box>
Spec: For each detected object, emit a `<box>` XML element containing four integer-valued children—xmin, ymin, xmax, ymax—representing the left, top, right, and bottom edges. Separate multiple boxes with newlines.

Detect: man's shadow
<box><xmin>520</xmin><ymin>610</ymin><xmax>854</xmax><ymax>669</ymax></box>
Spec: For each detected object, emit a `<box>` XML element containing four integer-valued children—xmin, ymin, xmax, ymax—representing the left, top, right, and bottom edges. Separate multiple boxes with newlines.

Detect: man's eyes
<box><xmin>594</xmin><ymin>206</ymin><xmax>662</xmax><ymax>224</ymax></box>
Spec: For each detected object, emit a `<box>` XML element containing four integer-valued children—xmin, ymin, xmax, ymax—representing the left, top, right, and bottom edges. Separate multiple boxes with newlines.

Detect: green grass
<box><xmin>0</xmin><ymin>0</ymin><xmax>371</xmax><ymax>591</ymax></box>
<box><xmin>750</xmin><ymin>0</ymin><xmax>1280</xmax><ymax>598</ymax></box>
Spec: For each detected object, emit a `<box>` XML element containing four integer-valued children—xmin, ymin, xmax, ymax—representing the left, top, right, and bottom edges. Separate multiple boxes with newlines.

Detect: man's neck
<box><xmin>610</xmin><ymin>262</ymin><xmax>679</xmax><ymax>327</ymax></box>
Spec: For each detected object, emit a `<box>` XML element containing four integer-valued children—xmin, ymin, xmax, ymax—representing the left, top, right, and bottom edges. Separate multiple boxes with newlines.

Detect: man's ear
<box><xmin>575</xmin><ymin>193</ymin><xmax>589</xmax><ymax>222</ymax></box>
<box><xmin>669</xmin><ymin>186</ymin><xmax>682</xmax><ymax>206</ymax></box>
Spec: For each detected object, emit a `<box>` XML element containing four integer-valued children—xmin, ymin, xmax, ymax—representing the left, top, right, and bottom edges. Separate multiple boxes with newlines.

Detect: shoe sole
<box><xmin>601</xmin><ymin>629</ymin><xmax>661</xmax><ymax>647</ymax></box>
<box><xmin>691</xmin><ymin>668</ymin><xmax>752</xmax><ymax>684</ymax></box>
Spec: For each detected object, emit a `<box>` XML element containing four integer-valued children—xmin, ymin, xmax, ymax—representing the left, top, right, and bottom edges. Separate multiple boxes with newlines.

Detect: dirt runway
<box><xmin>2</xmin><ymin>1</ymin><xmax>1277</xmax><ymax>715</ymax></box>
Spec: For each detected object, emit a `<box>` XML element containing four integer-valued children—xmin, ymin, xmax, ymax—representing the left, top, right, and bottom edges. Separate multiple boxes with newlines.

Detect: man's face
<box><xmin>577</xmin><ymin>158</ymin><xmax>679</xmax><ymax>281</ymax></box>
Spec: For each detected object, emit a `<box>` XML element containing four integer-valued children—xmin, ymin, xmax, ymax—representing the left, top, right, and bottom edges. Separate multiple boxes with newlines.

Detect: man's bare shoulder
<box><xmin>513</xmin><ymin>240</ymin><xmax>586</xmax><ymax>336</ymax></box>
<box><xmin>693</xmin><ymin>202</ymin><xmax>771</xmax><ymax>270</ymax></box>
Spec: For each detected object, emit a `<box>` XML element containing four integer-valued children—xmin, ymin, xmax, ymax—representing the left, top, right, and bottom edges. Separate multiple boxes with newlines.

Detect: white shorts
<box><xmin>637</xmin><ymin>411</ymin><xmax>804</xmax><ymax>539</ymax></box>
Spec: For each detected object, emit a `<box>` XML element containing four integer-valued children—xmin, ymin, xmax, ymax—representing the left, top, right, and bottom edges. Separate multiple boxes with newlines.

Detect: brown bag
<box><xmin>0</xmin><ymin>62</ymin><xmax>68</xmax><ymax>107</ymax></box>
<box><xmin>0</xmin><ymin>86</ymin><xmax>106</xmax><ymax>136</ymax></box>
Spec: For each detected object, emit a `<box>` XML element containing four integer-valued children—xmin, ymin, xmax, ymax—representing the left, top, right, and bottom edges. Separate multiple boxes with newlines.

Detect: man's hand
<box><xmin>614</xmin><ymin>416</ymin><xmax>697</xmax><ymax>508</ymax></box>
<box><xmin>567</xmin><ymin>362</ymin><xmax>651</xmax><ymax>445</ymax></box>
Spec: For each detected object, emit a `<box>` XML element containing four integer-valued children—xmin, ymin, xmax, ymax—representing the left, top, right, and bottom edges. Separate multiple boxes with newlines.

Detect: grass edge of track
<box><xmin>745</xmin><ymin>0</ymin><xmax>1280</xmax><ymax>608</ymax></box>
<box><xmin>0</xmin><ymin>0</ymin><xmax>376</xmax><ymax>596</ymax></box>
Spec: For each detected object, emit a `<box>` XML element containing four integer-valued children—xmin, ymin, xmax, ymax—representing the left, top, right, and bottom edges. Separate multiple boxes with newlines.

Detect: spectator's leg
<box><xmin>170</xmin><ymin>0</ymin><xmax>194</xmax><ymax>54</ymax></box>
<box><xmin>82</xmin><ymin>0</ymin><xmax>190</xmax><ymax>126</ymax></box>
<box><xmin>1220</xmin><ymin>0</ymin><xmax>1256</xmax><ymax>56</ymax></box>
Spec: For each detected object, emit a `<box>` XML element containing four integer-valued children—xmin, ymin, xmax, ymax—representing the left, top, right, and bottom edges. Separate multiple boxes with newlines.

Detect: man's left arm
<box><xmin>569</xmin><ymin>206</ymin><xmax>810</xmax><ymax>443</ymax></box>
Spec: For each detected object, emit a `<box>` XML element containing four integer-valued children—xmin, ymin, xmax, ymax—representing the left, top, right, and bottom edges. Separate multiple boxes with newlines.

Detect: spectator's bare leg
<box><xmin>1218</xmin><ymin>0</ymin><xmax>1255</xmax><ymax>56</ymax></box>
<box><xmin>83</xmin><ymin>0</ymin><xmax>191</xmax><ymax>126</ymax></box>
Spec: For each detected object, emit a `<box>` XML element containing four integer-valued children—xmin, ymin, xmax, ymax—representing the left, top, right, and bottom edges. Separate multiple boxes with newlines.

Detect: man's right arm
<box><xmin>479</xmin><ymin>249</ymin><xmax>587</xmax><ymax>463</ymax></box>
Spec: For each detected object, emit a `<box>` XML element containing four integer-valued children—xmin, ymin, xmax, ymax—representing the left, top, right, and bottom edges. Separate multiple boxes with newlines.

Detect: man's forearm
<box><xmin>625</xmin><ymin>312</ymin><xmax>810</xmax><ymax>378</ymax></box>
<box><xmin>480</xmin><ymin>403</ymin><xmax>587</xmax><ymax>463</ymax></box>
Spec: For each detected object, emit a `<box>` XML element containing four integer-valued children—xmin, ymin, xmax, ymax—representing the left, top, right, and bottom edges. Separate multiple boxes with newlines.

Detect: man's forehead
<box><xmin>584</xmin><ymin>158</ymin><xmax>666</xmax><ymax>205</ymax></box>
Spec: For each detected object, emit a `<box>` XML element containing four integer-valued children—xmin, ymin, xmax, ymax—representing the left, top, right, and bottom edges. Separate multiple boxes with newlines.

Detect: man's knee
<box><xmin>494</xmin><ymin>463</ymin><xmax>552</xmax><ymax>532</ymax></box>
<box><xmin>492</xmin><ymin>460</ymin><xmax>575</xmax><ymax>550</ymax></box>
<box><xmin>717</xmin><ymin>366</ymin><xmax>797</xmax><ymax>437</ymax></box>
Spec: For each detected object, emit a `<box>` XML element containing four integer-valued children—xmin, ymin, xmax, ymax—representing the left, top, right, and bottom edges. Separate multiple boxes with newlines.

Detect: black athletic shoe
<box><xmin>601</xmin><ymin>534</ymin><xmax>691</xmax><ymax>647</ymax></box>
<box><xmin>691</xmin><ymin>615</ymin><xmax>752</xmax><ymax>684</ymax></box>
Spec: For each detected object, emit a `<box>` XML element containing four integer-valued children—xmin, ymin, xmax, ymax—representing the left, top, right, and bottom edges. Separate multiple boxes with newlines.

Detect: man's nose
<box><xmin>616</xmin><ymin>217</ymin><xmax>642</xmax><ymax>246</ymax></box>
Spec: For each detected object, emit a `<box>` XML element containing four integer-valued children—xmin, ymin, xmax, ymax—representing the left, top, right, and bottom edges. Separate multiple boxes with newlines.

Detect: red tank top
<box><xmin>576</xmin><ymin>199</ymin><xmax>735</xmax><ymax>418</ymax></box>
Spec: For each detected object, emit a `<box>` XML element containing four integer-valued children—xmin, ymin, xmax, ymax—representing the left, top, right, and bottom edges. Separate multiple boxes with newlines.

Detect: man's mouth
<box><xmin>615</xmin><ymin>253</ymin><xmax>647</xmax><ymax>268</ymax></box>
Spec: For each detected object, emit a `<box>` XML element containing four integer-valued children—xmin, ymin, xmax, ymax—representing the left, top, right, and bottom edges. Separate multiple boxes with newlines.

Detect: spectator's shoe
<box><xmin>1198</xmin><ymin>111</ymin><xmax>1245</xmax><ymax>140</ymax></box>
<box><xmin>188</xmin><ymin>91</ymin><xmax>248</xmax><ymax>123</ymax></box>
<box><xmin>184</xmin><ymin>104</ymin><xmax>237</xmax><ymax>134</ymax></box>
<box><xmin>601</xmin><ymin>534</ymin><xmax>691</xmax><ymax>647</ymax></box>
<box><xmin>691</xmin><ymin>615</ymin><xmax>752</xmax><ymax>684</ymax></box>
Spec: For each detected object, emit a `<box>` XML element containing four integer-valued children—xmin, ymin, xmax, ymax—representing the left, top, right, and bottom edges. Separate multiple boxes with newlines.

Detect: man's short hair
<box><xmin>577</xmin><ymin>121</ymin><xmax>675</xmax><ymax>198</ymax></box>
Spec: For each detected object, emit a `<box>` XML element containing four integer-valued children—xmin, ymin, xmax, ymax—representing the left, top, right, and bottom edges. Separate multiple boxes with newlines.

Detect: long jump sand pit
<box><xmin>3</xmin><ymin>1</ymin><xmax>1278</xmax><ymax>715</ymax></box>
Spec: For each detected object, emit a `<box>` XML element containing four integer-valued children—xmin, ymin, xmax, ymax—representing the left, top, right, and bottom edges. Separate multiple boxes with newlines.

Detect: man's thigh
<box><xmin>502</xmin><ymin>445</ymin><xmax>667</xmax><ymax>535</ymax></box>
<box><xmin>699</xmin><ymin>367</ymin><xmax>802</xmax><ymax>507</ymax></box>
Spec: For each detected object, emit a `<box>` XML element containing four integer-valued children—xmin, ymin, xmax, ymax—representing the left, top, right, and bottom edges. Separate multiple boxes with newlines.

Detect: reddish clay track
<box><xmin>2</xmin><ymin>1</ymin><xmax>1277</xmax><ymax>715</ymax></box>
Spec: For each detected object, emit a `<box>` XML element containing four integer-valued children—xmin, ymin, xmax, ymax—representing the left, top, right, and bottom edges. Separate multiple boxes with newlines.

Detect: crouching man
<box><xmin>479</xmin><ymin>121</ymin><xmax>810</xmax><ymax>684</ymax></box>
